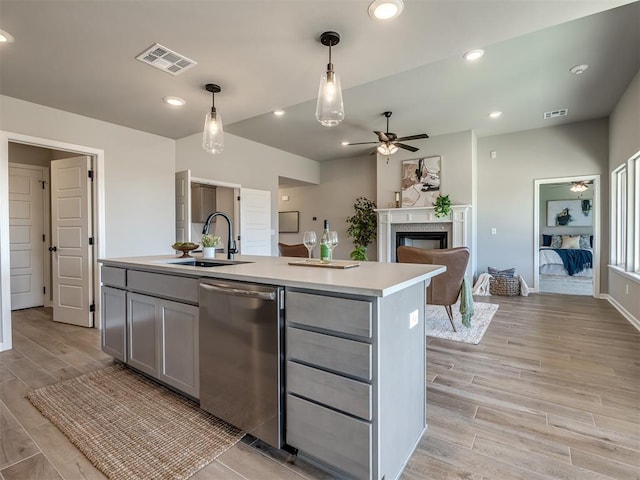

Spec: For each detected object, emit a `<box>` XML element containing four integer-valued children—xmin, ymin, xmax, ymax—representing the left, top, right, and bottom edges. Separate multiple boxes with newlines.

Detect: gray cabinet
<box><xmin>101</xmin><ymin>286</ymin><xmax>126</xmax><ymax>361</ymax></box>
<box><xmin>285</xmin><ymin>290</ymin><xmax>374</xmax><ymax>479</ymax></box>
<box><xmin>101</xmin><ymin>266</ymin><xmax>127</xmax><ymax>362</ymax></box>
<box><xmin>126</xmin><ymin>291</ymin><xmax>199</xmax><ymax>398</ymax></box>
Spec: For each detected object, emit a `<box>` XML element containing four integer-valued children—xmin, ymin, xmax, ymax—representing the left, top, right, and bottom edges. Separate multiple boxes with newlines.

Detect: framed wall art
<box><xmin>547</xmin><ymin>199</ymin><xmax>592</xmax><ymax>227</ymax></box>
<box><xmin>401</xmin><ymin>156</ymin><xmax>441</xmax><ymax>207</ymax></box>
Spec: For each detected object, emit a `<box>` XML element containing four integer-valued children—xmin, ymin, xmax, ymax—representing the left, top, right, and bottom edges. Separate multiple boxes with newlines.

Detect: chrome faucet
<box><xmin>202</xmin><ymin>212</ymin><xmax>237</xmax><ymax>260</ymax></box>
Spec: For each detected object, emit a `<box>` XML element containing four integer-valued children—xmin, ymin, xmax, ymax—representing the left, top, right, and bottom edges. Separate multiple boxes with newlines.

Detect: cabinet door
<box><xmin>101</xmin><ymin>286</ymin><xmax>126</xmax><ymax>361</ymax></box>
<box><xmin>158</xmin><ymin>299</ymin><xmax>199</xmax><ymax>398</ymax></box>
<box><xmin>127</xmin><ymin>292</ymin><xmax>158</xmax><ymax>376</ymax></box>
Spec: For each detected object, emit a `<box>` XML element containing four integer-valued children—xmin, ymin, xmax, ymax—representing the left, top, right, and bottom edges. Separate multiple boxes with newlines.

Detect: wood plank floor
<box><xmin>1</xmin><ymin>294</ymin><xmax>638</xmax><ymax>480</ymax></box>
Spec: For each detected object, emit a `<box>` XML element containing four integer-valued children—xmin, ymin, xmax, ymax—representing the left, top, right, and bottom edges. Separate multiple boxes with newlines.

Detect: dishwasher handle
<box><xmin>201</xmin><ymin>282</ymin><xmax>277</xmax><ymax>301</ymax></box>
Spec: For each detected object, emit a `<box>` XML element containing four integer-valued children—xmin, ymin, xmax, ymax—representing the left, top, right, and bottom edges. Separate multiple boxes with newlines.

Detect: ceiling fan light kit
<box><xmin>345</xmin><ymin>111</ymin><xmax>429</xmax><ymax>156</ymax></box>
<box><xmin>316</xmin><ymin>31</ymin><xmax>345</xmax><ymax>128</ymax></box>
<box><xmin>202</xmin><ymin>83</ymin><xmax>224</xmax><ymax>154</ymax></box>
<box><xmin>570</xmin><ymin>181</ymin><xmax>589</xmax><ymax>193</ymax></box>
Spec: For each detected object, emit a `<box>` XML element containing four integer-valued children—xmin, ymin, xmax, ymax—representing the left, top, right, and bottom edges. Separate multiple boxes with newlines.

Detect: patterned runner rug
<box><xmin>426</xmin><ymin>301</ymin><xmax>499</xmax><ymax>344</ymax></box>
<box><xmin>28</xmin><ymin>364</ymin><xmax>243</xmax><ymax>480</ymax></box>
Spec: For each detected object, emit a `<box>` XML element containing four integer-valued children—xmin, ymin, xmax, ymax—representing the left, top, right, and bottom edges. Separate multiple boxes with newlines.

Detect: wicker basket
<box><xmin>490</xmin><ymin>275</ymin><xmax>521</xmax><ymax>296</ymax></box>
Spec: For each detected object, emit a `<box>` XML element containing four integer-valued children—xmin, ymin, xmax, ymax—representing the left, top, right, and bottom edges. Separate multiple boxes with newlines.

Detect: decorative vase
<box><xmin>202</xmin><ymin>247</ymin><xmax>215</xmax><ymax>258</ymax></box>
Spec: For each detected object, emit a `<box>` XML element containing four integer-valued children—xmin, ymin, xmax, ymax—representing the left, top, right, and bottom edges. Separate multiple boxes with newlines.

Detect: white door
<box><xmin>51</xmin><ymin>156</ymin><xmax>93</xmax><ymax>327</ymax></box>
<box><xmin>239</xmin><ymin>188</ymin><xmax>271</xmax><ymax>256</ymax></box>
<box><xmin>8</xmin><ymin>165</ymin><xmax>46</xmax><ymax>310</ymax></box>
<box><xmin>175</xmin><ymin>170</ymin><xmax>191</xmax><ymax>243</ymax></box>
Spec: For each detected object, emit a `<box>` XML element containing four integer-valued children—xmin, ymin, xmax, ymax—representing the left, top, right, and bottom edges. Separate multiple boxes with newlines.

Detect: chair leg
<box><xmin>444</xmin><ymin>305</ymin><xmax>457</xmax><ymax>332</ymax></box>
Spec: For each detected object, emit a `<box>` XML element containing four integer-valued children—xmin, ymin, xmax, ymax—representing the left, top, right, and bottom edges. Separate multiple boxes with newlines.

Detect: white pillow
<box><xmin>561</xmin><ymin>235</ymin><xmax>580</xmax><ymax>249</ymax></box>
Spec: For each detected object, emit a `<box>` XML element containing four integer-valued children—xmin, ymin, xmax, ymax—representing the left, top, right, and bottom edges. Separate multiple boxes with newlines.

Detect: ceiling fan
<box><xmin>346</xmin><ymin>111</ymin><xmax>429</xmax><ymax>156</ymax></box>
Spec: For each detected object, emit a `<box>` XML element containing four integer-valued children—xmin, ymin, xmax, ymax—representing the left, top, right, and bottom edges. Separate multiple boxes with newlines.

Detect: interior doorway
<box><xmin>1</xmin><ymin>132</ymin><xmax>106</xmax><ymax>352</ymax></box>
<box><xmin>533</xmin><ymin>175</ymin><xmax>600</xmax><ymax>297</ymax></box>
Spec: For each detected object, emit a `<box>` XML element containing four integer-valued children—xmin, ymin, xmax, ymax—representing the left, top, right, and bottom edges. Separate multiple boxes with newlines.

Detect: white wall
<box><xmin>175</xmin><ymin>131</ymin><xmax>320</xmax><ymax>256</ymax></box>
<box><xmin>477</xmin><ymin>119</ymin><xmax>609</xmax><ymax>287</ymax></box>
<box><xmin>376</xmin><ymin>131</ymin><xmax>475</xmax><ymax>208</ymax></box>
<box><xmin>0</xmin><ymin>96</ymin><xmax>176</xmax><ymax>257</ymax></box>
<box><xmin>279</xmin><ymin>154</ymin><xmax>377</xmax><ymax>261</ymax></box>
<box><xmin>608</xmin><ymin>69</ymin><xmax>640</xmax><ymax>325</ymax></box>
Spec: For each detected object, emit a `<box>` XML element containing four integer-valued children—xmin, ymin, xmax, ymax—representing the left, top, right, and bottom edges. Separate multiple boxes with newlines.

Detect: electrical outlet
<box><xmin>409</xmin><ymin>309</ymin><xmax>419</xmax><ymax>329</ymax></box>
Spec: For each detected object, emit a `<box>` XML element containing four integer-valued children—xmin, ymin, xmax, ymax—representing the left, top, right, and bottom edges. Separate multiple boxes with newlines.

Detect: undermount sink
<box><xmin>170</xmin><ymin>259</ymin><xmax>251</xmax><ymax>268</ymax></box>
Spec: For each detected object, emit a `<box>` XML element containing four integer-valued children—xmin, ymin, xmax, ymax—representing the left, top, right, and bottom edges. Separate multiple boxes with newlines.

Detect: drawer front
<box><xmin>287</xmin><ymin>394</ymin><xmax>371</xmax><ymax>480</ymax></box>
<box><xmin>286</xmin><ymin>327</ymin><xmax>371</xmax><ymax>381</ymax></box>
<box><xmin>287</xmin><ymin>361</ymin><xmax>371</xmax><ymax>420</ymax></box>
<box><xmin>286</xmin><ymin>291</ymin><xmax>372</xmax><ymax>337</ymax></box>
<box><xmin>128</xmin><ymin>270</ymin><xmax>198</xmax><ymax>304</ymax></box>
<box><xmin>102</xmin><ymin>266</ymin><xmax>126</xmax><ymax>288</ymax></box>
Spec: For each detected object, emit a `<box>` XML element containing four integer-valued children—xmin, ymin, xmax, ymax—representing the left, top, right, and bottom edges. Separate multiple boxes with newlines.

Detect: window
<box><xmin>612</xmin><ymin>165</ymin><xmax>627</xmax><ymax>267</ymax></box>
<box><xmin>634</xmin><ymin>154</ymin><xmax>640</xmax><ymax>273</ymax></box>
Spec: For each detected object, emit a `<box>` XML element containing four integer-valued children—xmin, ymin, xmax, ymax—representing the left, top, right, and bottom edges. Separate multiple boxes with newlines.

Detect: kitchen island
<box><xmin>98</xmin><ymin>254</ymin><xmax>444</xmax><ymax>480</ymax></box>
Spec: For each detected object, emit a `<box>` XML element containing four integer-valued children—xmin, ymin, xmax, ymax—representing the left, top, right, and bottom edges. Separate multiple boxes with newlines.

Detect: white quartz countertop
<box><xmin>99</xmin><ymin>254</ymin><xmax>445</xmax><ymax>297</ymax></box>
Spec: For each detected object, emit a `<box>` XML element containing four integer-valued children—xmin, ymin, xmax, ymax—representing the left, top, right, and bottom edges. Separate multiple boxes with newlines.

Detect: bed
<box><xmin>539</xmin><ymin>233</ymin><xmax>593</xmax><ymax>277</ymax></box>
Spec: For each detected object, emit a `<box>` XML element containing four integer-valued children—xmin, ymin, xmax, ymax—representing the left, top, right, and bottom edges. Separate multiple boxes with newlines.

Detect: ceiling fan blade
<box><xmin>374</xmin><ymin>130</ymin><xmax>389</xmax><ymax>142</ymax></box>
<box><xmin>369</xmin><ymin>149</ymin><xmax>378</xmax><ymax>156</ymax></box>
<box><xmin>395</xmin><ymin>133</ymin><xmax>429</xmax><ymax>142</ymax></box>
<box><xmin>346</xmin><ymin>141</ymin><xmax>379</xmax><ymax>146</ymax></box>
<box><xmin>395</xmin><ymin>142</ymin><xmax>419</xmax><ymax>152</ymax></box>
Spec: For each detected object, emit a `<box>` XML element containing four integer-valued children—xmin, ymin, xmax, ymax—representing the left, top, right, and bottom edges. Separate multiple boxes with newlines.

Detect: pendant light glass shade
<box><xmin>202</xmin><ymin>110</ymin><xmax>224</xmax><ymax>154</ymax></box>
<box><xmin>202</xmin><ymin>83</ymin><xmax>224</xmax><ymax>154</ymax></box>
<box><xmin>316</xmin><ymin>31</ymin><xmax>344</xmax><ymax>127</ymax></box>
<box><xmin>377</xmin><ymin>142</ymin><xmax>398</xmax><ymax>155</ymax></box>
<box><xmin>316</xmin><ymin>68</ymin><xmax>344</xmax><ymax>127</ymax></box>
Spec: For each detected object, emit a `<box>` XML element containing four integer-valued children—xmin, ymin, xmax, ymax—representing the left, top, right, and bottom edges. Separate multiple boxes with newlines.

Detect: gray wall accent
<box><xmin>608</xmin><ymin>69</ymin><xmax>639</xmax><ymax>323</ymax></box>
<box><xmin>477</xmin><ymin>119</ymin><xmax>609</xmax><ymax>287</ymax></box>
<box><xmin>278</xmin><ymin>154</ymin><xmax>377</xmax><ymax>261</ymax></box>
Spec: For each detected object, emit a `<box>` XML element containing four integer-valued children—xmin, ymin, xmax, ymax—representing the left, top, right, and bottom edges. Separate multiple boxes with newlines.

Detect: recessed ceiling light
<box><xmin>273</xmin><ymin>110</ymin><xmax>286</xmax><ymax>116</ymax></box>
<box><xmin>569</xmin><ymin>64</ymin><xmax>589</xmax><ymax>75</ymax></box>
<box><xmin>368</xmin><ymin>0</ymin><xmax>404</xmax><ymax>20</ymax></box>
<box><xmin>341</xmin><ymin>141</ymin><xmax>349</xmax><ymax>146</ymax></box>
<box><xmin>0</xmin><ymin>29</ymin><xmax>15</xmax><ymax>43</ymax></box>
<box><xmin>163</xmin><ymin>96</ymin><xmax>186</xmax><ymax>106</ymax></box>
<box><xmin>463</xmin><ymin>49</ymin><xmax>485</xmax><ymax>61</ymax></box>
<box><xmin>489</xmin><ymin>111</ymin><xmax>502</xmax><ymax>119</ymax></box>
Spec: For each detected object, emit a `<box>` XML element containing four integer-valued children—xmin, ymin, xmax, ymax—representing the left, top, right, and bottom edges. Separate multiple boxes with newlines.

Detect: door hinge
<box><xmin>43</xmin><ymin>234</ymin><xmax>46</xmax><ymax>242</ymax></box>
<box><xmin>237</xmin><ymin>195</ymin><xmax>240</xmax><ymax>201</ymax></box>
<box><xmin>89</xmin><ymin>237</ymin><xmax>94</xmax><ymax>245</ymax></box>
<box><xmin>43</xmin><ymin>286</ymin><xmax>46</xmax><ymax>294</ymax></box>
<box><xmin>88</xmin><ymin>170</ymin><xmax>94</xmax><ymax>181</ymax></box>
<box><xmin>89</xmin><ymin>303</ymin><xmax>95</xmax><ymax>313</ymax></box>
<box><xmin>41</xmin><ymin>180</ymin><xmax>46</xmax><ymax>190</ymax></box>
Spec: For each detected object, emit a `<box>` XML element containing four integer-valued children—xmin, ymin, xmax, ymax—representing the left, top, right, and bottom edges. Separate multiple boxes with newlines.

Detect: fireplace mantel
<box><xmin>376</xmin><ymin>206</ymin><xmax>472</xmax><ymax>267</ymax></box>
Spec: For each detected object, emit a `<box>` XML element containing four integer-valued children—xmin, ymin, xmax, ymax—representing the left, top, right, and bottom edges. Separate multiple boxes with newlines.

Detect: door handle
<box><xmin>48</xmin><ymin>246</ymin><xmax>57</xmax><ymax>252</ymax></box>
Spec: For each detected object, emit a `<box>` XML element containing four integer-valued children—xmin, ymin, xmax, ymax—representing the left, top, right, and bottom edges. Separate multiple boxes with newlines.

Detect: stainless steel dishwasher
<box><xmin>199</xmin><ymin>279</ymin><xmax>283</xmax><ymax>448</ymax></box>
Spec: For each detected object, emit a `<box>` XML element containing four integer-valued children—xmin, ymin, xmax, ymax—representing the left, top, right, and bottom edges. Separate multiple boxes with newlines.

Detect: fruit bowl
<box><xmin>171</xmin><ymin>242</ymin><xmax>199</xmax><ymax>258</ymax></box>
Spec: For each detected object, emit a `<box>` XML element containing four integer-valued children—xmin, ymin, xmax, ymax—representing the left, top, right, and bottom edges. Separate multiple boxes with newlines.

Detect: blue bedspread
<box><xmin>552</xmin><ymin>249</ymin><xmax>592</xmax><ymax>276</ymax></box>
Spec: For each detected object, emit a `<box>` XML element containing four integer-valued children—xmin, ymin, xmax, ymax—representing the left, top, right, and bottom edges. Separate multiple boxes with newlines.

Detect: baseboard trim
<box><xmin>603</xmin><ymin>294</ymin><xmax>640</xmax><ymax>331</ymax></box>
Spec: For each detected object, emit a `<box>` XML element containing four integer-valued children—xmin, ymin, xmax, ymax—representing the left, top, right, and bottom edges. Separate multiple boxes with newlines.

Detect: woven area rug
<box><xmin>27</xmin><ymin>364</ymin><xmax>244</xmax><ymax>480</ymax></box>
<box><xmin>426</xmin><ymin>302</ymin><xmax>498</xmax><ymax>344</ymax></box>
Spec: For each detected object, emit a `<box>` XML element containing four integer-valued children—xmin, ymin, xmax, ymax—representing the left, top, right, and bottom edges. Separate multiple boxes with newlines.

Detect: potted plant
<box><xmin>346</xmin><ymin>197</ymin><xmax>377</xmax><ymax>261</ymax></box>
<box><xmin>201</xmin><ymin>234</ymin><xmax>222</xmax><ymax>258</ymax></box>
<box><xmin>434</xmin><ymin>194</ymin><xmax>452</xmax><ymax>218</ymax></box>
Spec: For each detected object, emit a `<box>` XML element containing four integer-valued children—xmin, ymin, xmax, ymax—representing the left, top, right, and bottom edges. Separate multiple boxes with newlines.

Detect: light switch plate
<box><xmin>409</xmin><ymin>309</ymin><xmax>419</xmax><ymax>329</ymax></box>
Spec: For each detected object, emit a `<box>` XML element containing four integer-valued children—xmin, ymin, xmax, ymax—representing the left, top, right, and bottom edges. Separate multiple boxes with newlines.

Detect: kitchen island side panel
<box><xmin>378</xmin><ymin>281</ymin><xmax>426</xmax><ymax>480</ymax></box>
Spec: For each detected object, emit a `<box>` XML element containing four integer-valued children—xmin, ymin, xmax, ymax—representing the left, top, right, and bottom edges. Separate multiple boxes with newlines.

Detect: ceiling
<box><xmin>1</xmin><ymin>1</ymin><xmax>638</xmax><ymax>162</ymax></box>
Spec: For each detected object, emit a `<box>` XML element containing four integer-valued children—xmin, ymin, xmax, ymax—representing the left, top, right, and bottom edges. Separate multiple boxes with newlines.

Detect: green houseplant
<box><xmin>433</xmin><ymin>194</ymin><xmax>452</xmax><ymax>218</ymax></box>
<box><xmin>346</xmin><ymin>197</ymin><xmax>377</xmax><ymax>261</ymax></box>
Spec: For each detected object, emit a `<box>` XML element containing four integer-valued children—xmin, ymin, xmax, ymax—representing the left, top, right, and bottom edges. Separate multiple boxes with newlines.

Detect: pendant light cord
<box><xmin>211</xmin><ymin>89</ymin><xmax>216</xmax><ymax>114</ymax></box>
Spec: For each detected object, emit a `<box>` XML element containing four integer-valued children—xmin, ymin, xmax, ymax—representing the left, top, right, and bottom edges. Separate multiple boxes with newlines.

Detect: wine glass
<box><xmin>302</xmin><ymin>231</ymin><xmax>317</xmax><ymax>260</ymax></box>
<box><xmin>326</xmin><ymin>231</ymin><xmax>339</xmax><ymax>262</ymax></box>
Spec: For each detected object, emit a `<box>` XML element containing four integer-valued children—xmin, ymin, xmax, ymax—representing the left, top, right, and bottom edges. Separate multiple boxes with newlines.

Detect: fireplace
<box><xmin>396</xmin><ymin>232</ymin><xmax>448</xmax><ymax>259</ymax></box>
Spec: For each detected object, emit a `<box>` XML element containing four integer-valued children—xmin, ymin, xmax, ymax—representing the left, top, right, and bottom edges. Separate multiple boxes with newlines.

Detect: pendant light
<box><xmin>202</xmin><ymin>83</ymin><xmax>224</xmax><ymax>154</ymax></box>
<box><xmin>315</xmin><ymin>31</ymin><xmax>344</xmax><ymax>127</ymax></box>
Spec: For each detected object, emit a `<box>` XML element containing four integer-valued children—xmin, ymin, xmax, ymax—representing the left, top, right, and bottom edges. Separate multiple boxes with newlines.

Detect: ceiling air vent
<box><xmin>135</xmin><ymin>43</ymin><xmax>197</xmax><ymax>76</ymax></box>
<box><xmin>544</xmin><ymin>108</ymin><xmax>568</xmax><ymax>120</ymax></box>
